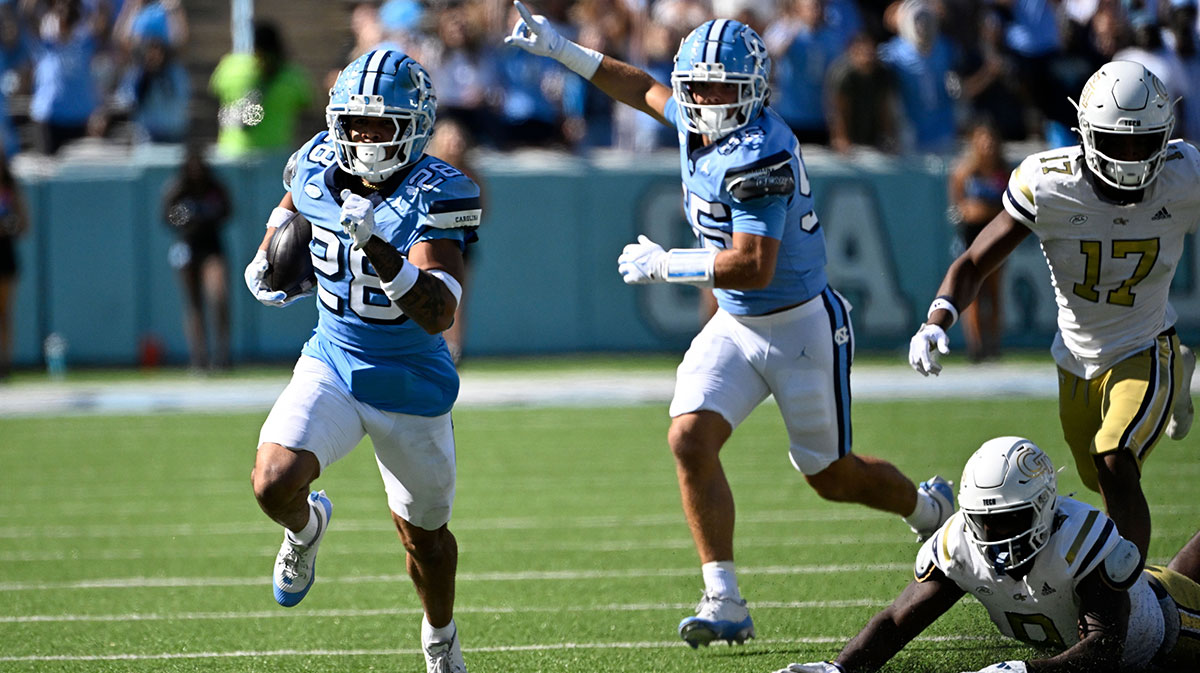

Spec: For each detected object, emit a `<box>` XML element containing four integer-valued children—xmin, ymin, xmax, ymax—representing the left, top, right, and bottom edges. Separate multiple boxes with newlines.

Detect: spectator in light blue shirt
<box><xmin>878</xmin><ymin>0</ymin><xmax>958</xmax><ymax>154</ymax></box>
<box><xmin>765</xmin><ymin>0</ymin><xmax>854</xmax><ymax>145</ymax></box>
<box><xmin>26</xmin><ymin>0</ymin><xmax>103</xmax><ymax>154</ymax></box>
<box><xmin>112</xmin><ymin>35</ymin><xmax>188</xmax><ymax>143</ymax></box>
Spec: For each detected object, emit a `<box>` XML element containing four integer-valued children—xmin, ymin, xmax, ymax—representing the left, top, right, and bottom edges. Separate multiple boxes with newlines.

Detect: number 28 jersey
<box><xmin>287</xmin><ymin>131</ymin><xmax>481</xmax><ymax>416</ymax></box>
<box><xmin>1001</xmin><ymin>140</ymin><xmax>1200</xmax><ymax>379</ymax></box>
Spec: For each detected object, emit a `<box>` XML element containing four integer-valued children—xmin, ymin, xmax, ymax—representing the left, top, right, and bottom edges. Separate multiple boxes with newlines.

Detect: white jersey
<box><xmin>1001</xmin><ymin>141</ymin><xmax>1200</xmax><ymax>379</ymax></box>
<box><xmin>916</xmin><ymin>497</ymin><xmax>1164</xmax><ymax>667</ymax></box>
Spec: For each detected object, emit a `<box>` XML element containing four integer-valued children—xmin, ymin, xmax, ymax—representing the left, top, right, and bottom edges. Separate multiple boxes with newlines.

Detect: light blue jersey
<box><xmin>287</xmin><ymin>131</ymin><xmax>480</xmax><ymax>416</ymax></box>
<box><xmin>664</xmin><ymin>97</ymin><xmax>827</xmax><ymax>315</ymax></box>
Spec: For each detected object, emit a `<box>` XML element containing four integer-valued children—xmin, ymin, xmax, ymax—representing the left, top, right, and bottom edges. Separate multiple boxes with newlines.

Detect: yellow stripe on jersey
<box><xmin>1066</xmin><ymin>510</ymin><xmax>1100</xmax><ymax>564</ymax></box>
<box><xmin>1013</xmin><ymin>164</ymin><xmax>1034</xmax><ymax>205</ymax></box>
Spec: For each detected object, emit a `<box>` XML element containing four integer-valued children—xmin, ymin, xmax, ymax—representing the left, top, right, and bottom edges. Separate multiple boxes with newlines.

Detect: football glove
<box><xmin>339</xmin><ymin>189</ymin><xmax>376</xmax><ymax>250</ymax></box>
<box><xmin>909</xmin><ymin>323</ymin><xmax>950</xmax><ymax>376</ymax></box>
<box><xmin>618</xmin><ymin>234</ymin><xmax>668</xmax><ymax>284</ymax></box>
<box><xmin>963</xmin><ymin>661</ymin><xmax>1027</xmax><ymax>673</ymax></box>
<box><xmin>772</xmin><ymin>663</ymin><xmax>844</xmax><ymax>673</ymax></box>
<box><xmin>504</xmin><ymin>1</ymin><xmax>602</xmax><ymax>79</ymax></box>
<box><xmin>244</xmin><ymin>250</ymin><xmax>307</xmax><ymax>307</ymax></box>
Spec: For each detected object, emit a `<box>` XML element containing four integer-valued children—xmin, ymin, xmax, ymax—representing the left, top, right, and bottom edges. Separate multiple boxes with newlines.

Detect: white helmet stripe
<box><xmin>704</xmin><ymin>19</ymin><xmax>728</xmax><ymax>63</ymax></box>
<box><xmin>360</xmin><ymin>50</ymin><xmax>389</xmax><ymax>95</ymax></box>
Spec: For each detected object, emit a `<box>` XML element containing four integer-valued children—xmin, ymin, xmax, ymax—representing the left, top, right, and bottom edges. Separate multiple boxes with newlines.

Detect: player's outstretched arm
<box><xmin>504</xmin><ymin>0</ymin><xmax>671</xmax><ymax>125</ymax></box>
<box><xmin>834</xmin><ymin>573</ymin><xmax>964</xmax><ymax>673</ymax></box>
<box><xmin>909</xmin><ymin>210</ymin><xmax>1031</xmax><ymax>376</ymax></box>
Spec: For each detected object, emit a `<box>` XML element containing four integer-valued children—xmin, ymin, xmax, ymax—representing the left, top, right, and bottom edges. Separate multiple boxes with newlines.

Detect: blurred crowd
<box><xmin>0</xmin><ymin>0</ymin><xmax>1192</xmax><ymax>160</ymax></box>
<box><xmin>315</xmin><ymin>0</ymin><xmax>1200</xmax><ymax>156</ymax></box>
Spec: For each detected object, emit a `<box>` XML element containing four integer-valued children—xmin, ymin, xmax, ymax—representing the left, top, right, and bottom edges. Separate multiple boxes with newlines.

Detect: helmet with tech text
<box><xmin>958</xmin><ymin>437</ymin><xmax>1058</xmax><ymax>573</ymax></box>
<box><xmin>1072</xmin><ymin>60</ymin><xmax>1175</xmax><ymax>191</ymax></box>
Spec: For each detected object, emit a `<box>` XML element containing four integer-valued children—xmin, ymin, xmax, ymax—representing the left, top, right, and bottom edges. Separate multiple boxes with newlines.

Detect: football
<box><xmin>265</xmin><ymin>210</ymin><xmax>316</xmax><ymax>298</ymax></box>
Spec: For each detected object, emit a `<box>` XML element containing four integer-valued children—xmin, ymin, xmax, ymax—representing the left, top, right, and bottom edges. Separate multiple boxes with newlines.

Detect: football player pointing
<box><xmin>909</xmin><ymin>61</ymin><xmax>1198</xmax><ymax>560</ymax></box>
<box><xmin>772</xmin><ymin>437</ymin><xmax>1200</xmax><ymax>673</ymax></box>
<box><xmin>243</xmin><ymin>49</ymin><xmax>479</xmax><ymax>673</ymax></box>
<box><xmin>507</xmin><ymin>1</ymin><xmax>954</xmax><ymax>648</ymax></box>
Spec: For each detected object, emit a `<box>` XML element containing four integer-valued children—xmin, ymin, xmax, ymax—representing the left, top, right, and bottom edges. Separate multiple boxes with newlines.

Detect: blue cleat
<box><xmin>678</xmin><ymin>591</ymin><xmax>755</xmax><ymax>648</ymax></box>
<box><xmin>912</xmin><ymin>476</ymin><xmax>954</xmax><ymax>542</ymax></box>
<box><xmin>272</xmin><ymin>490</ymin><xmax>332</xmax><ymax>607</ymax></box>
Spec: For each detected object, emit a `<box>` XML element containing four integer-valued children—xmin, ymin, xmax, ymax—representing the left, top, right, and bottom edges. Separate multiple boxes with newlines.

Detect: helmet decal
<box><xmin>671</xmin><ymin>20</ymin><xmax>771</xmax><ymax>142</ymax></box>
<box><xmin>1072</xmin><ymin>60</ymin><xmax>1175</xmax><ymax>190</ymax></box>
<box><xmin>326</xmin><ymin>49</ymin><xmax>438</xmax><ymax>182</ymax></box>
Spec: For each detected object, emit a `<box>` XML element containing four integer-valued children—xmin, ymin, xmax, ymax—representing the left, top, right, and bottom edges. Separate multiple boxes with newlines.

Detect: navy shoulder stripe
<box><xmin>1074</xmin><ymin>519</ymin><xmax>1116</xmax><ymax>577</ymax></box>
<box><xmin>428</xmin><ymin>196</ymin><xmax>482</xmax><ymax>214</ymax></box>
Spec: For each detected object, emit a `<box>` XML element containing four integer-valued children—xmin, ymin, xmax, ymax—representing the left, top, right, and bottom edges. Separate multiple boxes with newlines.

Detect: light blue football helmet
<box><xmin>671</xmin><ymin>20</ymin><xmax>770</xmax><ymax>141</ymax></box>
<box><xmin>326</xmin><ymin>49</ymin><xmax>437</xmax><ymax>182</ymax></box>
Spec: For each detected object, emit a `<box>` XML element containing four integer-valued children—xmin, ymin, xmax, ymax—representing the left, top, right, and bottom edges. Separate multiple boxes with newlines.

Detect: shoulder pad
<box><xmin>1099</xmin><ymin>538</ymin><xmax>1143</xmax><ymax>590</ymax></box>
<box><xmin>724</xmin><ymin>158</ymin><xmax>794</xmax><ymax>202</ymax></box>
<box><xmin>418</xmin><ymin>171</ymin><xmax>483</xmax><ymax>230</ymax></box>
<box><xmin>283</xmin><ymin>148</ymin><xmax>302</xmax><ymax>190</ymax></box>
<box><xmin>915</xmin><ymin>535</ymin><xmax>939</xmax><ymax>582</ymax></box>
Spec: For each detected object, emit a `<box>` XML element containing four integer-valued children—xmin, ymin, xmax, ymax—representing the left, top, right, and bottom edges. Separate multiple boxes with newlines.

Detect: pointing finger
<box><xmin>514</xmin><ymin>0</ymin><xmax>536</xmax><ymax>25</ymax></box>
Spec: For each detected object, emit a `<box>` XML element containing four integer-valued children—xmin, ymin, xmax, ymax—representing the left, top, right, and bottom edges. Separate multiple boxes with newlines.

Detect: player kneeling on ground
<box><xmin>773</xmin><ymin>437</ymin><xmax>1200</xmax><ymax>673</ymax></box>
<box><xmin>243</xmin><ymin>48</ymin><xmax>480</xmax><ymax>673</ymax></box>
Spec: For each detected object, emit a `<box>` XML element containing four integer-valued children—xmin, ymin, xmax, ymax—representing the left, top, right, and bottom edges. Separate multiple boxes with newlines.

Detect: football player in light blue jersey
<box><xmin>242</xmin><ymin>49</ymin><xmax>478</xmax><ymax>673</ymax></box>
<box><xmin>507</xmin><ymin>1</ymin><xmax>953</xmax><ymax>649</ymax></box>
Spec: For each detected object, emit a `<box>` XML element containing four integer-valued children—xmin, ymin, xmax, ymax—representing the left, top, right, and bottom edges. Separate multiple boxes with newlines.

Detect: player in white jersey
<box><xmin>506</xmin><ymin>1</ymin><xmax>954</xmax><ymax>649</ymax></box>
<box><xmin>242</xmin><ymin>49</ymin><xmax>476</xmax><ymax>673</ymax></box>
<box><xmin>771</xmin><ymin>437</ymin><xmax>1200</xmax><ymax>673</ymax></box>
<box><xmin>909</xmin><ymin>61</ymin><xmax>1198</xmax><ymax>560</ymax></box>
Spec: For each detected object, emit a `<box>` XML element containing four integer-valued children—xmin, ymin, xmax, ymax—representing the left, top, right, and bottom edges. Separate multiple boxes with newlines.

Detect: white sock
<box><xmin>903</xmin><ymin>490</ymin><xmax>939</xmax><ymax>530</ymax></box>
<box><xmin>286</xmin><ymin>498</ymin><xmax>321</xmax><ymax>546</ymax></box>
<box><xmin>702</xmin><ymin>561</ymin><xmax>742</xmax><ymax>601</ymax></box>
<box><xmin>422</xmin><ymin>615</ymin><xmax>456</xmax><ymax>644</ymax></box>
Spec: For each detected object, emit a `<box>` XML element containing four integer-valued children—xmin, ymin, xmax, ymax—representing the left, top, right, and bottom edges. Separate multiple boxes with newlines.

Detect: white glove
<box><xmin>504</xmin><ymin>1</ymin><xmax>566</xmax><ymax>58</ymax></box>
<box><xmin>964</xmin><ymin>661</ymin><xmax>1027</xmax><ymax>673</ymax></box>
<box><xmin>909</xmin><ymin>323</ymin><xmax>950</xmax><ymax>376</ymax></box>
<box><xmin>772</xmin><ymin>662</ymin><xmax>844</xmax><ymax>673</ymax></box>
<box><xmin>618</xmin><ymin>235</ymin><xmax>668</xmax><ymax>284</ymax></box>
<box><xmin>503</xmin><ymin>1</ymin><xmax>603</xmax><ymax>78</ymax></box>
<box><xmin>244</xmin><ymin>250</ymin><xmax>292</xmax><ymax>307</ymax></box>
<box><xmin>339</xmin><ymin>189</ymin><xmax>375</xmax><ymax>250</ymax></box>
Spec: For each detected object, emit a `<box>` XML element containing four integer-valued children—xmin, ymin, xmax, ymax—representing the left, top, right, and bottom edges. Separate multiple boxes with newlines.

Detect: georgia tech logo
<box><xmin>1015</xmin><ymin>446</ymin><xmax>1053</xmax><ymax>480</ymax></box>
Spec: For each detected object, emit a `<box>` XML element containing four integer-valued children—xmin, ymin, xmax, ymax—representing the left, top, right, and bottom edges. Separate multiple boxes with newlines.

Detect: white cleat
<box><xmin>678</xmin><ymin>591</ymin><xmax>755</xmax><ymax>648</ymax></box>
<box><xmin>911</xmin><ymin>476</ymin><xmax>954</xmax><ymax>543</ymax></box>
<box><xmin>424</xmin><ymin>627</ymin><xmax>467</xmax><ymax>673</ymax></box>
<box><xmin>1167</xmin><ymin>345</ymin><xmax>1195</xmax><ymax>441</ymax></box>
<box><xmin>272</xmin><ymin>490</ymin><xmax>332</xmax><ymax>607</ymax></box>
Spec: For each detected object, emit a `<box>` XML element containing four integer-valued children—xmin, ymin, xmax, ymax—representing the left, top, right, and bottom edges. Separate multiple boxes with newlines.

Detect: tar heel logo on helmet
<box><xmin>670</xmin><ymin>20</ymin><xmax>771</xmax><ymax>142</ymax></box>
<box><xmin>326</xmin><ymin>49</ymin><xmax>438</xmax><ymax>183</ymax></box>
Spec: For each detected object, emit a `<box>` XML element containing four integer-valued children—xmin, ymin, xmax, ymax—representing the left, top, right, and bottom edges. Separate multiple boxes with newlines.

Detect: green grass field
<box><xmin>1</xmin><ymin>391</ymin><xmax>1196</xmax><ymax>672</ymax></box>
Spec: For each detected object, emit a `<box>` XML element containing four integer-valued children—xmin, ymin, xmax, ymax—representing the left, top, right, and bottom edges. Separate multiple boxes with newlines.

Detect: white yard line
<box><xmin>0</xmin><ymin>600</ymin><xmax>887</xmax><ymax>624</ymax></box>
<box><xmin>0</xmin><ymin>363</ymin><xmax>1065</xmax><ymax>417</ymax></box>
<box><xmin>0</xmin><ymin>563</ymin><xmax>911</xmax><ymax>592</ymax></box>
<box><xmin>0</xmin><ymin>635</ymin><xmax>1000</xmax><ymax>662</ymax></box>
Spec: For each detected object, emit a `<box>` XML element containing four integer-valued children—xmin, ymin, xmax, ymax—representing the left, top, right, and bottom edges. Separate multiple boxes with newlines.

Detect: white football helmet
<box><xmin>958</xmin><ymin>437</ymin><xmax>1058</xmax><ymax>573</ymax></box>
<box><xmin>1071</xmin><ymin>60</ymin><xmax>1175</xmax><ymax>190</ymax></box>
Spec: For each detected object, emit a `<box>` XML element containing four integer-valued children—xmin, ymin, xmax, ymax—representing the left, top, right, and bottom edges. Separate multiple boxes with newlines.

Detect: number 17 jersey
<box><xmin>1002</xmin><ymin>140</ymin><xmax>1200</xmax><ymax>379</ymax></box>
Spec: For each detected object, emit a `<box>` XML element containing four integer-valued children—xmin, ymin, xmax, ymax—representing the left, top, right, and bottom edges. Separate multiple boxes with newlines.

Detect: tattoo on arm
<box><xmin>362</xmin><ymin>237</ymin><xmax>454</xmax><ymax>333</ymax></box>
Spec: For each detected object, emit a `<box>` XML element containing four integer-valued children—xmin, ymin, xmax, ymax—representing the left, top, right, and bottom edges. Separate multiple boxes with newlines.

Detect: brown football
<box><xmin>265</xmin><ymin>210</ymin><xmax>316</xmax><ymax>299</ymax></box>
